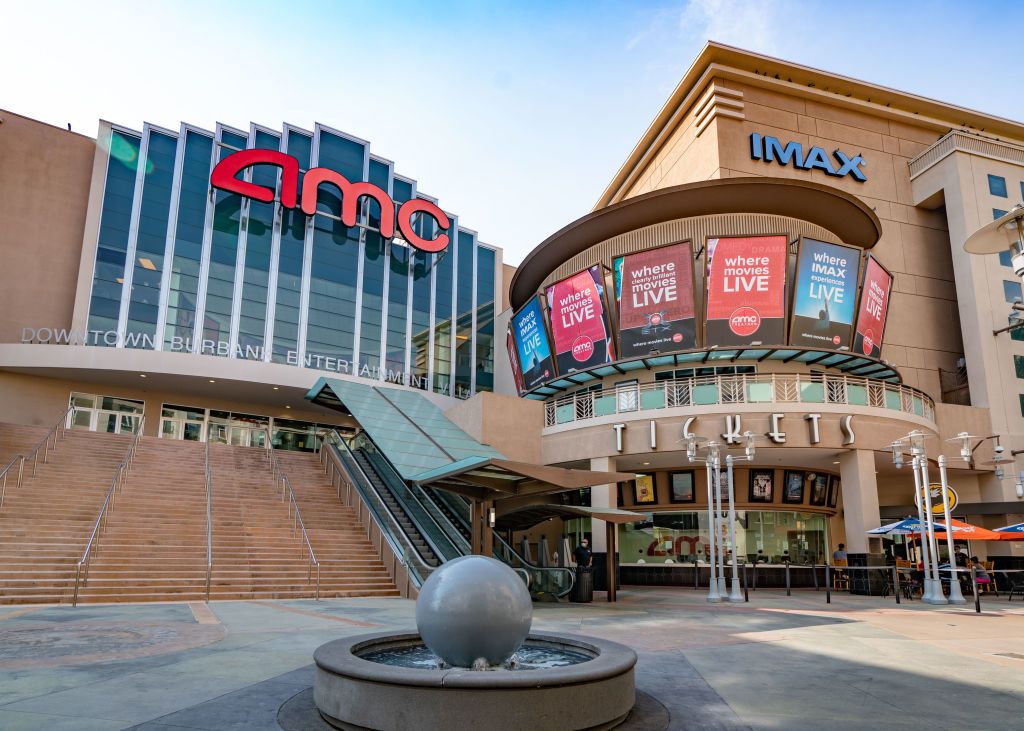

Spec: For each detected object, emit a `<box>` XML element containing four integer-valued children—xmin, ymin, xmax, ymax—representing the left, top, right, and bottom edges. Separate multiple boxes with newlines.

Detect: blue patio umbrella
<box><xmin>867</xmin><ymin>517</ymin><xmax>949</xmax><ymax>535</ymax></box>
<box><xmin>995</xmin><ymin>522</ymin><xmax>1024</xmax><ymax>533</ymax></box>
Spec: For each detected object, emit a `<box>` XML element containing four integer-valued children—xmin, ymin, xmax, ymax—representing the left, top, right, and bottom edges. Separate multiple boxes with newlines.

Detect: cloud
<box><xmin>678</xmin><ymin>0</ymin><xmax>790</xmax><ymax>55</ymax></box>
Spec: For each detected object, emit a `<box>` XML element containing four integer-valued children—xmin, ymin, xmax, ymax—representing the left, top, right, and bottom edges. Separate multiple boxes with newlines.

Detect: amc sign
<box><xmin>210</xmin><ymin>149</ymin><xmax>450</xmax><ymax>253</ymax></box>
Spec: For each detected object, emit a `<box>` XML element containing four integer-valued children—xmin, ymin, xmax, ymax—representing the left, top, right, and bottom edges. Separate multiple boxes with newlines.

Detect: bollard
<box><xmin>743</xmin><ymin>562</ymin><xmax>749</xmax><ymax>602</ymax></box>
<box><xmin>971</xmin><ymin>565</ymin><xmax>981</xmax><ymax>614</ymax></box>
<box><xmin>892</xmin><ymin>565</ymin><xmax>901</xmax><ymax>605</ymax></box>
<box><xmin>694</xmin><ymin>558</ymin><xmax>699</xmax><ymax>591</ymax></box>
<box><xmin>785</xmin><ymin>562</ymin><xmax>791</xmax><ymax>597</ymax></box>
<box><xmin>825</xmin><ymin>563</ymin><xmax>831</xmax><ymax>604</ymax></box>
<box><xmin>812</xmin><ymin>563</ymin><xmax>819</xmax><ymax>591</ymax></box>
<box><xmin>752</xmin><ymin>562</ymin><xmax>758</xmax><ymax>591</ymax></box>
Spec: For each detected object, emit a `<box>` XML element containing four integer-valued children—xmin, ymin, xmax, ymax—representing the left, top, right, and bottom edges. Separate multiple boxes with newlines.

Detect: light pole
<box><xmin>724</xmin><ymin>431</ymin><xmax>758</xmax><ymax>603</ymax></box>
<box><xmin>906</xmin><ymin>430</ymin><xmax>947</xmax><ymax>604</ymax></box>
<box><xmin>890</xmin><ymin>436</ymin><xmax>938</xmax><ymax>602</ymax></box>
<box><xmin>688</xmin><ymin>436</ymin><xmax>720</xmax><ymax>602</ymax></box>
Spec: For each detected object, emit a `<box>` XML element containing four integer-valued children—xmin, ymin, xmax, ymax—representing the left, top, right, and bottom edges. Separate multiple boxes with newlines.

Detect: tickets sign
<box><xmin>853</xmin><ymin>256</ymin><xmax>892</xmax><ymax>358</ymax></box>
<box><xmin>614</xmin><ymin>243</ymin><xmax>696</xmax><ymax>357</ymax></box>
<box><xmin>546</xmin><ymin>266</ymin><xmax>615</xmax><ymax>373</ymax></box>
<box><xmin>705</xmin><ymin>235</ymin><xmax>788</xmax><ymax>346</ymax></box>
<box><xmin>790</xmin><ymin>239</ymin><xmax>861</xmax><ymax>349</ymax></box>
<box><xmin>509</xmin><ymin>296</ymin><xmax>555</xmax><ymax>390</ymax></box>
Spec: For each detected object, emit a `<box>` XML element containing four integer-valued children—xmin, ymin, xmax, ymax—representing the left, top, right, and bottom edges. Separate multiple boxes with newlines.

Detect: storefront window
<box><xmin>618</xmin><ymin>510</ymin><xmax>828</xmax><ymax>565</ymax></box>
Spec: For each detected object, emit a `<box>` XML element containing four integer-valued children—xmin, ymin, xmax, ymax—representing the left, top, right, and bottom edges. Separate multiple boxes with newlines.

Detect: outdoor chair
<box><xmin>1008</xmin><ymin>576</ymin><xmax>1024</xmax><ymax>602</ymax></box>
<box><xmin>979</xmin><ymin>561</ymin><xmax>999</xmax><ymax>596</ymax></box>
<box><xmin>832</xmin><ymin>559</ymin><xmax>849</xmax><ymax>591</ymax></box>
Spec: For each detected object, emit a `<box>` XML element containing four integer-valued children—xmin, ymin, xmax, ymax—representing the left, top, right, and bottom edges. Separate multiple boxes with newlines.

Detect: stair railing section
<box><xmin>1</xmin><ymin>405</ymin><xmax>77</xmax><ymax>506</ymax></box>
<box><xmin>72</xmin><ymin>415</ymin><xmax>145</xmax><ymax>606</ymax></box>
<box><xmin>319</xmin><ymin>430</ymin><xmax>436</xmax><ymax>593</ymax></box>
<box><xmin>265</xmin><ymin>446</ymin><xmax>320</xmax><ymax>600</ymax></box>
<box><xmin>204</xmin><ymin>438</ymin><xmax>213</xmax><ymax>602</ymax></box>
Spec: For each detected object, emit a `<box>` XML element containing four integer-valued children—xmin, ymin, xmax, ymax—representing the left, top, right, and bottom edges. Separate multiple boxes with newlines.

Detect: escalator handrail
<box><xmin>322</xmin><ymin>431</ymin><xmax>436</xmax><ymax>586</ymax></box>
<box><xmin>350</xmin><ymin>433</ymin><xmax>465</xmax><ymax>561</ymax></box>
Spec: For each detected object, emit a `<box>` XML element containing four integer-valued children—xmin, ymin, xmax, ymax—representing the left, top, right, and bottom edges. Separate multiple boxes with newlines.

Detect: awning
<box><xmin>494</xmin><ymin>505</ymin><xmax>650</xmax><ymax>532</ymax></box>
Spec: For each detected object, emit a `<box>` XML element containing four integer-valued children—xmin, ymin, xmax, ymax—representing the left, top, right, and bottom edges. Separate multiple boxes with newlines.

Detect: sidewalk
<box><xmin>1</xmin><ymin>589</ymin><xmax>1023</xmax><ymax>729</ymax></box>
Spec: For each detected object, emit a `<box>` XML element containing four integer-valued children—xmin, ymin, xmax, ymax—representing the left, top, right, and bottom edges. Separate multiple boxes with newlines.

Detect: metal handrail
<box><xmin>265</xmin><ymin>445</ymin><xmax>320</xmax><ymax>600</ymax></box>
<box><xmin>0</xmin><ymin>455</ymin><xmax>22</xmax><ymax>510</ymax></box>
<box><xmin>544</xmin><ymin>372</ymin><xmax>937</xmax><ymax>427</ymax></box>
<box><xmin>72</xmin><ymin>415</ymin><xmax>145</xmax><ymax>606</ymax></box>
<box><xmin>1</xmin><ymin>406</ymin><xmax>77</xmax><ymax>506</ymax></box>
<box><xmin>320</xmin><ymin>430</ymin><xmax>437</xmax><ymax>586</ymax></box>
<box><xmin>204</xmin><ymin>438</ymin><xmax>212</xmax><ymax>602</ymax></box>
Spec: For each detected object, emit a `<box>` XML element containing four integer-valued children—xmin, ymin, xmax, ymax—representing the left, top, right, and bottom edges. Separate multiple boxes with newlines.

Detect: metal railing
<box><xmin>0</xmin><ymin>405</ymin><xmax>76</xmax><ymax>507</ymax></box>
<box><xmin>319</xmin><ymin>430</ymin><xmax>439</xmax><ymax>590</ymax></box>
<box><xmin>544</xmin><ymin>373</ymin><xmax>936</xmax><ymax>427</ymax></box>
<box><xmin>265</xmin><ymin>444</ymin><xmax>320</xmax><ymax>600</ymax></box>
<box><xmin>72</xmin><ymin>416</ymin><xmax>145</xmax><ymax>606</ymax></box>
<box><xmin>204</xmin><ymin>438</ymin><xmax>213</xmax><ymax>602</ymax></box>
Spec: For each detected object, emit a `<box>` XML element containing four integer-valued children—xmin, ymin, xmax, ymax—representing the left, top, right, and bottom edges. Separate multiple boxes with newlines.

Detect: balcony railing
<box><xmin>543</xmin><ymin>373</ymin><xmax>936</xmax><ymax>428</ymax></box>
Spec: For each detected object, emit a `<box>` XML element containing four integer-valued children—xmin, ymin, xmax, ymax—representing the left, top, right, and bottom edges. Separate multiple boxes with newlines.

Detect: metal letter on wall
<box><xmin>613</xmin><ymin>423</ymin><xmax>626</xmax><ymax>452</ymax></box>
<box><xmin>840</xmin><ymin>415</ymin><xmax>855</xmax><ymax>445</ymax></box>
<box><xmin>682</xmin><ymin>417</ymin><xmax>697</xmax><ymax>439</ymax></box>
<box><xmin>649</xmin><ymin>420</ymin><xmax>657</xmax><ymax>450</ymax></box>
<box><xmin>805</xmin><ymin>413</ymin><xmax>822</xmax><ymax>444</ymax></box>
<box><xmin>767</xmin><ymin>413</ymin><xmax>786</xmax><ymax>444</ymax></box>
<box><xmin>723</xmin><ymin>415</ymin><xmax>742</xmax><ymax>444</ymax></box>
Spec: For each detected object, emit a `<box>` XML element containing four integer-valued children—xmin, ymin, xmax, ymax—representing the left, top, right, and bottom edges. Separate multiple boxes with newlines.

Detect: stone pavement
<box><xmin>1</xmin><ymin>588</ymin><xmax>1023</xmax><ymax>729</ymax></box>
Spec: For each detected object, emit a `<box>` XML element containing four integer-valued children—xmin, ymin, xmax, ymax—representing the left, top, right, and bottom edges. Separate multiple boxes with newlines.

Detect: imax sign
<box><xmin>750</xmin><ymin>133</ymin><xmax>866</xmax><ymax>182</ymax></box>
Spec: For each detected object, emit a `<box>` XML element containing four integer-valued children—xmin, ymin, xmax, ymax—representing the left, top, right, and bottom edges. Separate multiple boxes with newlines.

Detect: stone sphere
<box><xmin>416</xmin><ymin>555</ymin><xmax>532</xmax><ymax>668</ymax></box>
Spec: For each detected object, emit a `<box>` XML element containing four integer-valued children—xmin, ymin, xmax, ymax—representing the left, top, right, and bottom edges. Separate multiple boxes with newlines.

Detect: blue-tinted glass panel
<box><xmin>271</xmin><ymin>131</ymin><xmax>312</xmax><ymax>364</ymax></box>
<box><xmin>454</xmin><ymin>229</ymin><xmax>475</xmax><ymax>398</ymax></box>
<box><xmin>410</xmin><ymin>247</ymin><xmax>432</xmax><ymax>390</ymax></box>
<box><xmin>164</xmin><ymin>130</ymin><xmax>213</xmax><ymax>350</ymax></box>
<box><xmin>88</xmin><ymin>130</ymin><xmax>141</xmax><ymax>340</ymax></box>
<box><xmin>475</xmin><ymin>245</ymin><xmax>496</xmax><ymax>392</ymax></box>
<box><xmin>236</xmin><ymin>129</ymin><xmax>279</xmax><ymax>360</ymax></box>
<box><xmin>357</xmin><ymin>159</ymin><xmax>391</xmax><ymax>372</ymax></box>
<box><xmin>384</xmin><ymin>179</ymin><xmax>413</xmax><ymax>381</ymax></box>
<box><xmin>125</xmin><ymin>131</ymin><xmax>177</xmax><ymax>348</ymax></box>
<box><xmin>989</xmin><ymin>174</ymin><xmax>1007</xmax><ymax>197</ymax></box>
<box><xmin>433</xmin><ymin>242</ymin><xmax>454</xmax><ymax>395</ymax></box>
<box><xmin>1004</xmin><ymin>280</ymin><xmax>1022</xmax><ymax>303</ymax></box>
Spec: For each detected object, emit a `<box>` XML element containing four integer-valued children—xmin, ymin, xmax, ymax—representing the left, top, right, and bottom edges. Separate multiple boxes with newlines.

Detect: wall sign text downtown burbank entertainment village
<box><xmin>750</xmin><ymin>133</ymin><xmax>866</xmax><ymax>182</ymax></box>
<box><xmin>210</xmin><ymin>149</ymin><xmax>451</xmax><ymax>252</ymax></box>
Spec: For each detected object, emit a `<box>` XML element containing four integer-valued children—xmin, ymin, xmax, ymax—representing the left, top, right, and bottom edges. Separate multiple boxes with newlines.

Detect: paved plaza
<box><xmin>1</xmin><ymin>588</ymin><xmax>1023</xmax><ymax>730</ymax></box>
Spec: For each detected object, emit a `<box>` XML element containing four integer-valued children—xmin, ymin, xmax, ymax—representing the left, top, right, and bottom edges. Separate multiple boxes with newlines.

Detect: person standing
<box><xmin>573</xmin><ymin>537</ymin><xmax>592</xmax><ymax>568</ymax></box>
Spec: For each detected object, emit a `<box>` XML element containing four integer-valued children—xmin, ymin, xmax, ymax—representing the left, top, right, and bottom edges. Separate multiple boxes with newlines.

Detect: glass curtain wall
<box><xmin>475</xmin><ymin>246</ymin><xmax>496</xmax><ymax>392</ymax></box>
<box><xmin>358</xmin><ymin>158</ymin><xmax>390</xmax><ymax>373</ymax></box>
<box><xmin>384</xmin><ymin>179</ymin><xmax>413</xmax><ymax>379</ymax></box>
<box><xmin>432</xmin><ymin>238</ymin><xmax>454</xmax><ymax>395</ymax></box>
<box><xmin>271</xmin><ymin>131</ymin><xmax>311</xmax><ymax>363</ymax></box>
<box><xmin>453</xmin><ymin>230</ymin><xmax>475</xmax><ymax>398</ymax></box>
<box><xmin>125</xmin><ymin>130</ymin><xmax>177</xmax><ymax>347</ymax></box>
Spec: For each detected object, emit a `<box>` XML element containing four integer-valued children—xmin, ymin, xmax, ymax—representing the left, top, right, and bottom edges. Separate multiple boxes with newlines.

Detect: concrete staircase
<box><xmin>0</xmin><ymin>422</ymin><xmax>398</xmax><ymax>604</ymax></box>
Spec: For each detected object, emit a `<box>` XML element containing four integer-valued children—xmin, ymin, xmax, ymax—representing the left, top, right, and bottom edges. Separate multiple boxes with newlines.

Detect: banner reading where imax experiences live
<box><xmin>852</xmin><ymin>256</ymin><xmax>893</xmax><ymax>358</ymax></box>
<box><xmin>705</xmin><ymin>235</ymin><xmax>787</xmax><ymax>346</ymax></box>
<box><xmin>546</xmin><ymin>265</ymin><xmax>616</xmax><ymax>373</ymax></box>
<box><xmin>790</xmin><ymin>238</ymin><xmax>862</xmax><ymax>349</ymax></box>
<box><xmin>510</xmin><ymin>296</ymin><xmax>555</xmax><ymax>390</ymax></box>
<box><xmin>614</xmin><ymin>242</ymin><xmax>696</xmax><ymax>357</ymax></box>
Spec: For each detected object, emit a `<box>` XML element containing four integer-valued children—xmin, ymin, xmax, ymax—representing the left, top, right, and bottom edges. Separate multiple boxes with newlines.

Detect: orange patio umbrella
<box><xmin>924</xmin><ymin>518</ymin><xmax>1002</xmax><ymax>541</ymax></box>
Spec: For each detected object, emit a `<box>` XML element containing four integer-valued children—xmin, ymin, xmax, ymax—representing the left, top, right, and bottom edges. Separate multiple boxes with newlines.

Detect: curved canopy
<box><xmin>510</xmin><ymin>176</ymin><xmax>882</xmax><ymax>310</ymax></box>
<box><xmin>494</xmin><ymin>505</ymin><xmax>650</xmax><ymax>532</ymax></box>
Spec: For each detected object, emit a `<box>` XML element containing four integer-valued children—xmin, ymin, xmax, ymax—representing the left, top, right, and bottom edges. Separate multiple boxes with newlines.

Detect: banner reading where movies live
<box><xmin>790</xmin><ymin>238</ymin><xmax>862</xmax><ymax>349</ymax></box>
<box><xmin>705</xmin><ymin>235</ymin><xmax>787</xmax><ymax>346</ymax></box>
<box><xmin>853</xmin><ymin>256</ymin><xmax>892</xmax><ymax>358</ymax></box>
<box><xmin>546</xmin><ymin>265</ymin><xmax>616</xmax><ymax>373</ymax></box>
<box><xmin>614</xmin><ymin>242</ymin><xmax>696</xmax><ymax>357</ymax></box>
<box><xmin>510</xmin><ymin>296</ymin><xmax>555</xmax><ymax>390</ymax></box>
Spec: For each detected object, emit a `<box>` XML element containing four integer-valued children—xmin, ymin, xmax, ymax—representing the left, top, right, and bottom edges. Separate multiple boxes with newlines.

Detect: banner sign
<box><xmin>852</xmin><ymin>256</ymin><xmax>892</xmax><ymax>358</ymax></box>
<box><xmin>614</xmin><ymin>242</ymin><xmax>696</xmax><ymax>357</ymax></box>
<box><xmin>790</xmin><ymin>238</ymin><xmax>861</xmax><ymax>349</ymax></box>
<box><xmin>705</xmin><ymin>235</ymin><xmax>788</xmax><ymax>346</ymax></box>
<box><xmin>545</xmin><ymin>265</ymin><xmax>616</xmax><ymax>373</ymax></box>
<box><xmin>506</xmin><ymin>329</ymin><xmax>525</xmax><ymax>396</ymax></box>
<box><xmin>509</xmin><ymin>296</ymin><xmax>555</xmax><ymax>390</ymax></box>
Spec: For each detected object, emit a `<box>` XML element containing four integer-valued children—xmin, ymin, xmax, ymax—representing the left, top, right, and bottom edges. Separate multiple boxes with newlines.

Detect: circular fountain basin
<box><xmin>313</xmin><ymin>631</ymin><xmax>637</xmax><ymax>731</ymax></box>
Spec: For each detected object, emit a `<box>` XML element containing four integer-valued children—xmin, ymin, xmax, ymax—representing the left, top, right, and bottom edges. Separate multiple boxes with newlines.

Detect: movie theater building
<box><xmin>501</xmin><ymin>42</ymin><xmax>1024</xmax><ymax>574</ymax></box>
<box><xmin>0</xmin><ymin>111</ymin><xmax>501</xmax><ymax>449</ymax></box>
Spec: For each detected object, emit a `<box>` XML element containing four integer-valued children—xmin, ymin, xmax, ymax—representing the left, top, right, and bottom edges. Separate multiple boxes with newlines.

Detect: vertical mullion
<box><xmin>261</xmin><ymin>126</ymin><xmax>289</xmax><ymax>362</ymax></box>
<box><xmin>403</xmin><ymin>183</ymin><xmax>417</xmax><ymax>378</ymax></box>
<box><xmin>191</xmin><ymin>125</ymin><xmax>223</xmax><ymax>354</ymax></box>
<box><xmin>227</xmin><ymin>127</ymin><xmax>257</xmax><ymax>358</ymax></box>
<box><xmin>350</xmin><ymin>146</ymin><xmax>370</xmax><ymax>369</ymax></box>
<box><xmin>377</xmin><ymin>161</ymin><xmax>395</xmax><ymax>379</ymax></box>
<box><xmin>296</xmin><ymin>127</ymin><xmax>322</xmax><ymax>367</ymax></box>
<box><xmin>153</xmin><ymin>124</ymin><xmax>188</xmax><ymax>351</ymax></box>
<box><xmin>470</xmin><ymin>236</ymin><xmax>479</xmax><ymax>395</ymax></box>
<box><xmin>115</xmin><ymin>124</ymin><xmax>152</xmax><ymax>345</ymax></box>
<box><xmin>448</xmin><ymin>217</ymin><xmax>459</xmax><ymax>398</ymax></box>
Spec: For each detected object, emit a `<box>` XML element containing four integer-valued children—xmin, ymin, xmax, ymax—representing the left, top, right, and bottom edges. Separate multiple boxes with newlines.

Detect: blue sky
<box><xmin>3</xmin><ymin>1</ymin><xmax>1020</xmax><ymax>264</ymax></box>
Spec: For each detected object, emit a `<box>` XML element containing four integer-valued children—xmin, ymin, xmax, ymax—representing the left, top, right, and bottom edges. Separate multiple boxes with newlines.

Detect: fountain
<box><xmin>313</xmin><ymin>555</ymin><xmax>638</xmax><ymax>730</ymax></box>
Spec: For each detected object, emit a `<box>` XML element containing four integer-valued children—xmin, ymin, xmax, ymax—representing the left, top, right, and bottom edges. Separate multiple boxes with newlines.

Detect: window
<box><xmin>1004</xmin><ymin>280</ymin><xmax>1022</xmax><ymax>304</ymax></box>
<box><xmin>1019</xmin><ymin>394</ymin><xmax>1024</xmax><ymax>418</ymax></box>
<box><xmin>1016</xmin><ymin>355</ymin><xmax>1024</xmax><ymax>379</ymax></box>
<box><xmin>989</xmin><ymin>174</ymin><xmax>1008</xmax><ymax>198</ymax></box>
<box><xmin>1012</xmin><ymin>318</ymin><xmax>1024</xmax><ymax>343</ymax></box>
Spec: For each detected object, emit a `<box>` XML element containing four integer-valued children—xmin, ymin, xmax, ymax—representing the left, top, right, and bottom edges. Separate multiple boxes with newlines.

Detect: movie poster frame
<box><xmin>748</xmin><ymin>468</ymin><xmax>775</xmax><ymax>503</ymax></box>
<box><xmin>809</xmin><ymin>473</ymin><xmax>829</xmax><ymax>507</ymax></box>
<box><xmin>827</xmin><ymin>475</ymin><xmax>840</xmax><ymax>509</ymax></box>
<box><xmin>851</xmin><ymin>254</ymin><xmax>894</xmax><ymax>360</ymax></box>
<box><xmin>509</xmin><ymin>293</ymin><xmax>559</xmax><ymax>390</ymax></box>
<box><xmin>668</xmin><ymin>469</ymin><xmax>697</xmax><ymax>504</ymax></box>
<box><xmin>787</xmin><ymin>236</ymin><xmax>863</xmax><ymax>352</ymax></box>
<box><xmin>612</xmin><ymin>240</ymin><xmax>699</xmax><ymax>359</ymax></box>
<box><xmin>702</xmin><ymin>232</ymin><xmax>793</xmax><ymax>348</ymax></box>
<box><xmin>782</xmin><ymin>469</ymin><xmax>806</xmax><ymax>504</ymax></box>
<box><xmin>544</xmin><ymin>263</ymin><xmax>618</xmax><ymax>374</ymax></box>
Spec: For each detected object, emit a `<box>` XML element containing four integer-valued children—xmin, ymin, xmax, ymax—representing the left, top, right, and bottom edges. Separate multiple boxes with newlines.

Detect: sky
<box><xmin>3</xmin><ymin>1</ymin><xmax>1021</xmax><ymax>264</ymax></box>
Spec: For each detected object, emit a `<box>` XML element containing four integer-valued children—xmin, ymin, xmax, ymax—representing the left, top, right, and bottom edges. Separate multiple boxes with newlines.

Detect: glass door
<box><xmin>160</xmin><ymin>404</ymin><xmax>207</xmax><ymax>441</ymax></box>
<box><xmin>69</xmin><ymin>393</ymin><xmax>144</xmax><ymax>433</ymax></box>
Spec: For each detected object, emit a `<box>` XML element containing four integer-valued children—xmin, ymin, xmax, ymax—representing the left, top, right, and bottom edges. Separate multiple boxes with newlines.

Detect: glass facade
<box><xmin>84</xmin><ymin>119</ymin><xmax>496</xmax><ymax>398</ymax></box>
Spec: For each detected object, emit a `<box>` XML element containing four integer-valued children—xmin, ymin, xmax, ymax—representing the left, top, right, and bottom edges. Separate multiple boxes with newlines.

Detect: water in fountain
<box><xmin>361</xmin><ymin>643</ymin><xmax>592</xmax><ymax>671</ymax></box>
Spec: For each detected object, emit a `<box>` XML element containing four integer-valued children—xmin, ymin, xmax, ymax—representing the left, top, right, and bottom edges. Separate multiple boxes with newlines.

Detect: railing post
<box><xmin>812</xmin><ymin>563</ymin><xmax>819</xmax><ymax>591</ymax></box>
<box><xmin>892</xmin><ymin>565</ymin><xmax>901</xmax><ymax>604</ymax></box>
<box><xmin>785</xmin><ymin>561</ymin><xmax>791</xmax><ymax>597</ymax></box>
<box><xmin>825</xmin><ymin>563</ymin><xmax>831</xmax><ymax>604</ymax></box>
<box><xmin>971</xmin><ymin>565</ymin><xmax>981</xmax><ymax>613</ymax></box>
<box><xmin>17</xmin><ymin>457</ymin><xmax>25</xmax><ymax>489</ymax></box>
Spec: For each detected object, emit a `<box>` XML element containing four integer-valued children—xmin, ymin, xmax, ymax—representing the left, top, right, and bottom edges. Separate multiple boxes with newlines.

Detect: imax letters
<box><xmin>750</xmin><ymin>133</ymin><xmax>866</xmax><ymax>182</ymax></box>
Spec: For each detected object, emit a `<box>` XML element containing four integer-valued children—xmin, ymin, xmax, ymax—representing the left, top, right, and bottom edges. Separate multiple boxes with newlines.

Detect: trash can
<box><xmin>571</xmin><ymin>566</ymin><xmax>594</xmax><ymax>603</ymax></box>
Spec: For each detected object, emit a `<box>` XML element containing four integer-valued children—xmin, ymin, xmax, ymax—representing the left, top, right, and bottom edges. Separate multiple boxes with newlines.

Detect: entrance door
<box><xmin>69</xmin><ymin>393</ymin><xmax>144</xmax><ymax>434</ymax></box>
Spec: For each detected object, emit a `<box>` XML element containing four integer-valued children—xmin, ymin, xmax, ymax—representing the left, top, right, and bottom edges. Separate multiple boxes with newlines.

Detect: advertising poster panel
<box><xmin>614</xmin><ymin>242</ymin><xmax>696</xmax><ymax>357</ymax></box>
<box><xmin>790</xmin><ymin>238</ymin><xmax>862</xmax><ymax>349</ymax></box>
<box><xmin>506</xmin><ymin>329</ymin><xmax>525</xmax><ymax>396</ymax></box>
<box><xmin>705</xmin><ymin>235</ymin><xmax>788</xmax><ymax>346</ymax></box>
<box><xmin>509</xmin><ymin>296</ymin><xmax>555</xmax><ymax>390</ymax></box>
<box><xmin>545</xmin><ymin>265</ymin><xmax>616</xmax><ymax>373</ymax></box>
<box><xmin>852</xmin><ymin>256</ymin><xmax>893</xmax><ymax>359</ymax></box>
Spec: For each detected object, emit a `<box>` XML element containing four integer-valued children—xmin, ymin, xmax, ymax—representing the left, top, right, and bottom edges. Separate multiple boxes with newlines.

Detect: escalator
<box><xmin>344</xmin><ymin>432</ymin><xmax>574</xmax><ymax>600</ymax></box>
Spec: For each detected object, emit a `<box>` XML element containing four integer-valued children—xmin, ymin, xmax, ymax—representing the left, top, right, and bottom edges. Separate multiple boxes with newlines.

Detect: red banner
<box><xmin>545</xmin><ymin>265</ymin><xmax>615</xmax><ymax>373</ymax></box>
<box><xmin>705</xmin><ymin>235</ymin><xmax>788</xmax><ymax>346</ymax></box>
<box><xmin>852</xmin><ymin>256</ymin><xmax>892</xmax><ymax>358</ymax></box>
<box><xmin>616</xmin><ymin>243</ymin><xmax>696</xmax><ymax>356</ymax></box>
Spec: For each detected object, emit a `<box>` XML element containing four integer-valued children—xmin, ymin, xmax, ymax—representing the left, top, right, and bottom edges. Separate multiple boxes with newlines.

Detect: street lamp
<box><xmin>888</xmin><ymin>434</ymin><xmax>942</xmax><ymax>603</ymax></box>
<box><xmin>685</xmin><ymin>435</ymin><xmax>720</xmax><ymax>602</ymax></box>
<box><xmin>964</xmin><ymin>204</ymin><xmax>1024</xmax><ymax>284</ymax></box>
<box><xmin>908</xmin><ymin>430</ymin><xmax>946</xmax><ymax>604</ymax></box>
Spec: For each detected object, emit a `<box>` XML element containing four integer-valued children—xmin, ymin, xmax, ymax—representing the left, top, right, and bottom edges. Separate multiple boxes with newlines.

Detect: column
<box><xmin>589</xmin><ymin>456</ymin><xmax>616</xmax><ymax>552</ymax></box>
<box><xmin>838</xmin><ymin>449</ymin><xmax>882</xmax><ymax>554</ymax></box>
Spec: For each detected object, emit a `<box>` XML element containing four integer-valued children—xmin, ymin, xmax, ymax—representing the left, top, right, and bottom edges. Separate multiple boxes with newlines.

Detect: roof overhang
<box><xmin>509</xmin><ymin>176</ymin><xmax>881</xmax><ymax>310</ymax></box>
<box><xmin>495</xmin><ymin>505</ymin><xmax>649</xmax><ymax>532</ymax></box>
